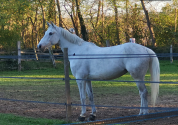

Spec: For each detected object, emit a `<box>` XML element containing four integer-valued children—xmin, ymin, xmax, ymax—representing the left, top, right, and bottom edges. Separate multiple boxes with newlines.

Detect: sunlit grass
<box><xmin>0</xmin><ymin>60</ymin><xmax>178</xmax><ymax>101</ymax></box>
<box><xmin>0</xmin><ymin>113</ymin><xmax>67</xmax><ymax>125</ymax></box>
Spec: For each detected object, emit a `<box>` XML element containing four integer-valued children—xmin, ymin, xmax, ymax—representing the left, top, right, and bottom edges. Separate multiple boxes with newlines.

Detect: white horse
<box><xmin>37</xmin><ymin>22</ymin><xmax>160</xmax><ymax>121</ymax></box>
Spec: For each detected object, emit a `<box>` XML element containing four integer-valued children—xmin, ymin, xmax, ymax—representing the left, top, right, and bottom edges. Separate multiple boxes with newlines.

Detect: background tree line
<box><xmin>0</xmin><ymin>0</ymin><xmax>178</xmax><ymax>53</ymax></box>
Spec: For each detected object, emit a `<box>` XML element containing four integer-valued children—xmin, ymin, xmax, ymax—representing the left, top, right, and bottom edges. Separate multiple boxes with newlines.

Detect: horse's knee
<box><xmin>81</xmin><ymin>97</ymin><xmax>86</xmax><ymax>102</ymax></box>
<box><xmin>88</xmin><ymin>95</ymin><xmax>94</xmax><ymax>102</ymax></box>
<box><xmin>140</xmin><ymin>89</ymin><xmax>148</xmax><ymax>98</ymax></box>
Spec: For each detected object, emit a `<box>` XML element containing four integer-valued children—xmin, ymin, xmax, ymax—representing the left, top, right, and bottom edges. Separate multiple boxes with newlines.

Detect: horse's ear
<box><xmin>47</xmin><ymin>22</ymin><xmax>51</xmax><ymax>27</ymax></box>
<box><xmin>51</xmin><ymin>21</ymin><xmax>55</xmax><ymax>27</ymax></box>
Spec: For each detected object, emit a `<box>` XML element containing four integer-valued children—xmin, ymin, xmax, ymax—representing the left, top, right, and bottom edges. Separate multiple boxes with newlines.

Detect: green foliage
<box><xmin>0</xmin><ymin>29</ymin><xmax>21</xmax><ymax>52</ymax></box>
<box><xmin>151</xmin><ymin>10</ymin><xmax>177</xmax><ymax>46</ymax></box>
<box><xmin>0</xmin><ymin>0</ymin><xmax>178</xmax><ymax>50</ymax></box>
<box><xmin>0</xmin><ymin>0</ymin><xmax>31</xmax><ymax>51</ymax></box>
<box><xmin>0</xmin><ymin>60</ymin><xmax>63</xmax><ymax>71</ymax></box>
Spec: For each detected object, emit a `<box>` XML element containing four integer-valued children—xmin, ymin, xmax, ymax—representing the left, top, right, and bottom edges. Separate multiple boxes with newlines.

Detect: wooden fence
<box><xmin>0</xmin><ymin>41</ymin><xmax>175</xmax><ymax>71</ymax></box>
<box><xmin>17</xmin><ymin>41</ymin><xmax>63</xmax><ymax>71</ymax></box>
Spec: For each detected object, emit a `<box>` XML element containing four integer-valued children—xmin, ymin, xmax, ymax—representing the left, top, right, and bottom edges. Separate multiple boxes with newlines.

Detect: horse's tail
<box><xmin>147</xmin><ymin>48</ymin><xmax>160</xmax><ymax>107</ymax></box>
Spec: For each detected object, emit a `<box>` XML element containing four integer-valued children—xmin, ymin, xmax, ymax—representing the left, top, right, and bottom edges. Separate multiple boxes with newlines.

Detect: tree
<box><xmin>1</xmin><ymin>0</ymin><xmax>178</xmax><ymax>51</ymax></box>
<box><xmin>113</xmin><ymin>0</ymin><xmax>120</xmax><ymax>45</ymax></box>
<box><xmin>141</xmin><ymin>0</ymin><xmax>156</xmax><ymax>47</ymax></box>
<box><xmin>48</xmin><ymin>0</ymin><xmax>56</xmax><ymax>23</ymax></box>
<box><xmin>125</xmin><ymin>0</ymin><xmax>129</xmax><ymax>42</ymax></box>
<box><xmin>38</xmin><ymin>0</ymin><xmax>46</xmax><ymax>35</ymax></box>
<box><xmin>0</xmin><ymin>0</ymin><xmax>31</xmax><ymax>52</ymax></box>
<box><xmin>56</xmin><ymin>0</ymin><xmax>63</xmax><ymax>27</ymax></box>
<box><xmin>152</xmin><ymin>5</ymin><xmax>177</xmax><ymax>46</ymax></box>
<box><xmin>75</xmin><ymin>0</ymin><xmax>88</xmax><ymax>41</ymax></box>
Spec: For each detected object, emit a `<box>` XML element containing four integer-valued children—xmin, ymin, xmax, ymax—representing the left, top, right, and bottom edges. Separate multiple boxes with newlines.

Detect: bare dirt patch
<box><xmin>0</xmin><ymin>94</ymin><xmax>178</xmax><ymax>124</ymax></box>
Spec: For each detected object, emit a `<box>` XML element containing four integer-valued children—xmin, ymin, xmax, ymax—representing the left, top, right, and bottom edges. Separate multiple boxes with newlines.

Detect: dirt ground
<box><xmin>0</xmin><ymin>95</ymin><xmax>178</xmax><ymax>125</ymax></box>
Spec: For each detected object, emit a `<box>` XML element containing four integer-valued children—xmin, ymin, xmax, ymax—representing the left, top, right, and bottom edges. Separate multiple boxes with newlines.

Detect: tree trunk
<box><xmin>141</xmin><ymin>0</ymin><xmax>155</xmax><ymax>47</ymax></box>
<box><xmin>48</xmin><ymin>0</ymin><xmax>55</xmax><ymax>22</ymax></box>
<box><xmin>56</xmin><ymin>0</ymin><xmax>63</xmax><ymax>27</ymax></box>
<box><xmin>35</xmin><ymin>7</ymin><xmax>38</xmax><ymax>46</ymax></box>
<box><xmin>75</xmin><ymin>0</ymin><xmax>88</xmax><ymax>41</ymax></box>
<box><xmin>113</xmin><ymin>0</ymin><xmax>120</xmax><ymax>45</ymax></box>
<box><xmin>132</xmin><ymin>4</ymin><xmax>139</xmax><ymax>39</ymax></box>
<box><xmin>39</xmin><ymin>0</ymin><xmax>46</xmax><ymax>34</ymax></box>
<box><xmin>102</xmin><ymin>0</ymin><xmax>104</xmax><ymax>39</ymax></box>
<box><xmin>72</xmin><ymin>0</ymin><xmax>79</xmax><ymax>36</ymax></box>
<box><xmin>74</xmin><ymin>12</ymin><xmax>79</xmax><ymax>36</ymax></box>
<box><xmin>95</xmin><ymin>0</ymin><xmax>101</xmax><ymax>27</ymax></box>
<box><xmin>125</xmin><ymin>0</ymin><xmax>129</xmax><ymax>42</ymax></box>
<box><xmin>29</xmin><ymin>6</ymin><xmax>38</xmax><ymax>48</ymax></box>
<box><xmin>174</xmin><ymin>8</ymin><xmax>177</xmax><ymax>45</ymax></box>
<box><xmin>21</xmin><ymin>20</ymin><xmax>26</xmax><ymax>49</ymax></box>
<box><xmin>42</xmin><ymin>6</ymin><xmax>45</xmax><ymax>34</ymax></box>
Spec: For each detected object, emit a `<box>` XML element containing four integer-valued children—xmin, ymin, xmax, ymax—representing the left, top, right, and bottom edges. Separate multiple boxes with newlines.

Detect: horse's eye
<box><xmin>49</xmin><ymin>32</ymin><xmax>53</xmax><ymax>35</ymax></box>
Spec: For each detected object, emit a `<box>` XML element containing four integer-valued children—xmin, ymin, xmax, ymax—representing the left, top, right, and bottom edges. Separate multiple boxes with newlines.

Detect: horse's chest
<box><xmin>70</xmin><ymin>60</ymin><xmax>89</xmax><ymax>78</ymax></box>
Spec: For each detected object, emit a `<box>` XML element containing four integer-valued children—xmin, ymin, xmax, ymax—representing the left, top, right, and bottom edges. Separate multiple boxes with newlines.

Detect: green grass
<box><xmin>0</xmin><ymin>113</ymin><xmax>66</xmax><ymax>125</ymax></box>
<box><xmin>0</xmin><ymin>60</ymin><xmax>178</xmax><ymax>124</ymax></box>
<box><xmin>0</xmin><ymin>60</ymin><xmax>178</xmax><ymax>99</ymax></box>
<box><xmin>1</xmin><ymin>60</ymin><xmax>178</xmax><ymax>97</ymax></box>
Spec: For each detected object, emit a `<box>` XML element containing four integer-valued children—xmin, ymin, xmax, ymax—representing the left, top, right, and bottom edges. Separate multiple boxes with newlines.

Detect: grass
<box><xmin>0</xmin><ymin>113</ymin><xmax>66</xmax><ymax>125</ymax></box>
<box><xmin>1</xmin><ymin>60</ymin><xmax>178</xmax><ymax>97</ymax></box>
<box><xmin>0</xmin><ymin>60</ymin><xmax>178</xmax><ymax>124</ymax></box>
<box><xmin>0</xmin><ymin>60</ymin><xmax>178</xmax><ymax>99</ymax></box>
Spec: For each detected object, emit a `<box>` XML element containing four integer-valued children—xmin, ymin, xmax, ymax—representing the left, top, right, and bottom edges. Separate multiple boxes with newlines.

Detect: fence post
<box><xmin>48</xmin><ymin>47</ymin><xmax>56</xmax><ymax>68</ymax></box>
<box><xmin>106</xmin><ymin>40</ymin><xmax>110</xmax><ymax>47</ymax></box>
<box><xmin>17</xmin><ymin>41</ymin><xmax>21</xmax><ymax>71</ymax></box>
<box><xmin>63</xmin><ymin>48</ymin><xmax>72</xmax><ymax>121</ymax></box>
<box><xmin>33</xmin><ymin>47</ymin><xmax>38</xmax><ymax>60</ymax></box>
<box><xmin>170</xmin><ymin>45</ymin><xmax>173</xmax><ymax>63</ymax></box>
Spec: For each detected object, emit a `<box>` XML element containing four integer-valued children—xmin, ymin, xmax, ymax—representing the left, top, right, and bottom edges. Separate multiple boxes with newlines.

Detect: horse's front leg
<box><xmin>77</xmin><ymin>80</ymin><xmax>87</xmax><ymax>121</ymax></box>
<box><xmin>86</xmin><ymin>81</ymin><xmax>96</xmax><ymax>121</ymax></box>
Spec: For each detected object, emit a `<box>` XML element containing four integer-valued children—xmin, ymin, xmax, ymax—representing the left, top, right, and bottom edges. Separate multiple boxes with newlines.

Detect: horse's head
<box><xmin>37</xmin><ymin>22</ymin><xmax>59</xmax><ymax>51</ymax></box>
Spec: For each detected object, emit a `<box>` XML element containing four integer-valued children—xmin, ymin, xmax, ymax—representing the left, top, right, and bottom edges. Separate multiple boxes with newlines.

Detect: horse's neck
<box><xmin>59</xmin><ymin>37</ymin><xmax>78</xmax><ymax>54</ymax></box>
<box><xmin>57</xmin><ymin>27</ymin><xmax>82</xmax><ymax>54</ymax></box>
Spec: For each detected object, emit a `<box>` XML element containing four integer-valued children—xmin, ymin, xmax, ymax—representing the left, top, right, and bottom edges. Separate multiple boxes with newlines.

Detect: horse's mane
<box><xmin>59</xmin><ymin>27</ymin><xmax>84</xmax><ymax>45</ymax></box>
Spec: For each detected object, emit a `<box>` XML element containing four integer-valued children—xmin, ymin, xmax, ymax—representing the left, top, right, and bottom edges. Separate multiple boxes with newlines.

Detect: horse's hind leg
<box><xmin>86</xmin><ymin>81</ymin><xmax>96</xmax><ymax>121</ymax></box>
<box><xmin>127</xmin><ymin>62</ymin><xmax>149</xmax><ymax>115</ymax></box>
<box><xmin>136</xmin><ymin>80</ymin><xmax>148</xmax><ymax>115</ymax></box>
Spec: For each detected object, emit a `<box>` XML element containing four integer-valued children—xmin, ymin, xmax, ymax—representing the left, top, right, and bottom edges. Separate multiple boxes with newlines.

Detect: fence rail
<box><xmin>0</xmin><ymin>53</ymin><xmax>178</xmax><ymax>59</ymax></box>
<box><xmin>66</xmin><ymin>110</ymin><xmax>178</xmax><ymax>125</ymax></box>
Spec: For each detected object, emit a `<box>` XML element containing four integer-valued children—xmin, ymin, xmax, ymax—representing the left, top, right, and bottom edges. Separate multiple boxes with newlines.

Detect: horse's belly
<box><xmin>88</xmin><ymin>68</ymin><xmax>127</xmax><ymax>80</ymax></box>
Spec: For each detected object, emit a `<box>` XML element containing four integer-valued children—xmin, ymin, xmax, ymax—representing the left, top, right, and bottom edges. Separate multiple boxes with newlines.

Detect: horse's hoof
<box><xmin>78</xmin><ymin>116</ymin><xmax>85</xmax><ymax>122</ymax></box>
<box><xmin>88</xmin><ymin>114</ymin><xmax>96</xmax><ymax>121</ymax></box>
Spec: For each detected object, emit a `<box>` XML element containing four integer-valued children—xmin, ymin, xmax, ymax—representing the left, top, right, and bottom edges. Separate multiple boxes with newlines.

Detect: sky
<box><xmin>59</xmin><ymin>0</ymin><xmax>173</xmax><ymax>18</ymax></box>
<box><xmin>144</xmin><ymin>1</ymin><xmax>173</xmax><ymax>12</ymax></box>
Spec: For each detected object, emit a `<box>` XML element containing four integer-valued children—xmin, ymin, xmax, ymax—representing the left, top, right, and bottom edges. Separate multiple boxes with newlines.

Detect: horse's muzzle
<box><xmin>37</xmin><ymin>44</ymin><xmax>46</xmax><ymax>52</ymax></box>
<box><xmin>37</xmin><ymin>44</ymin><xmax>42</xmax><ymax>49</ymax></box>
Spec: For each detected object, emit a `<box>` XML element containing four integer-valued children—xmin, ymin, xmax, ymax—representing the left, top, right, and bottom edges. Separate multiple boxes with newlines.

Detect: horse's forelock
<box><xmin>59</xmin><ymin>27</ymin><xmax>84</xmax><ymax>45</ymax></box>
